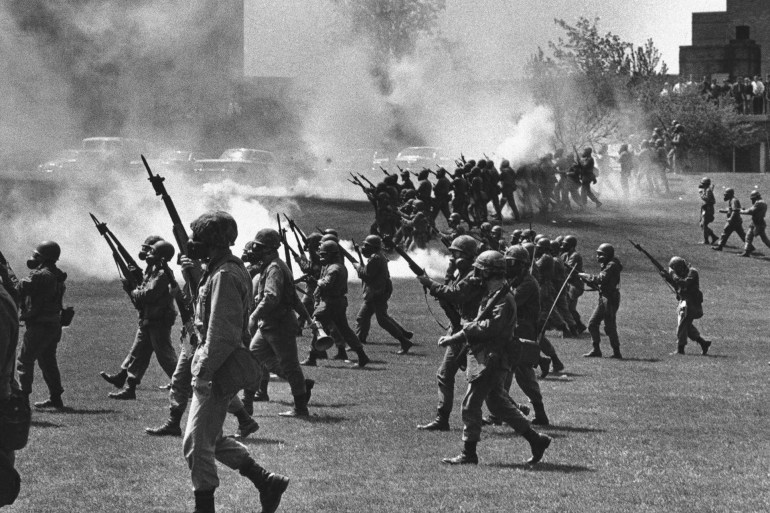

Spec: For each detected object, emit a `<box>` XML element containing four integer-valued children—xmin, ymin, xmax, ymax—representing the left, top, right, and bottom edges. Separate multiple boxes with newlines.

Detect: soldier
<box><xmin>561</xmin><ymin>235</ymin><xmax>586</xmax><ymax>334</ymax></box>
<box><xmin>444</xmin><ymin>213</ymin><xmax>468</xmax><ymax>240</ymax></box>
<box><xmin>181</xmin><ymin>211</ymin><xmax>288</xmax><ymax>513</ymax></box>
<box><xmin>438</xmin><ymin>250</ymin><xmax>552</xmax><ymax>465</ymax></box>
<box><xmin>309</xmin><ymin>240</ymin><xmax>370</xmax><ymax>367</ymax></box>
<box><xmin>469</xmin><ymin>175</ymin><xmax>489</xmax><ymax>225</ymax></box>
<box><xmin>416</xmin><ymin>169</ymin><xmax>433</xmax><ymax>206</ymax></box>
<box><xmin>666</xmin><ymin>257</ymin><xmax>711</xmax><ymax>355</ymax></box>
<box><xmin>580</xmin><ymin>243</ymin><xmax>622</xmax><ymax>359</ymax></box>
<box><xmin>698</xmin><ymin>178</ymin><xmax>719</xmax><ymax>245</ymax></box>
<box><xmin>617</xmin><ymin>144</ymin><xmax>635</xmax><ymax>197</ymax></box>
<box><xmin>354</xmin><ymin>235</ymin><xmax>413</xmax><ymax>354</ymax></box>
<box><xmin>499</xmin><ymin>159</ymin><xmax>521</xmax><ymax>221</ymax></box>
<box><xmin>101</xmin><ymin>238</ymin><xmax>178</xmax><ymax>400</ymax></box>
<box><xmin>242</xmin><ymin>229</ymin><xmax>314</xmax><ymax>418</ymax></box>
<box><xmin>712</xmin><ymin>188</ymin><xmax>746</xmax><ymax>251</ymax></box>
<box><xmin>431</xmin><ymin>167</ymin><xmax>452</xmax><ymax>225</ymax></box>
<box><xmin>15</xmin><ymin>241</ymin><xmax>68</xmax><ymax>409</ymax></box>
<box><xmin>399</xmin><ymin>169</ymin><xmax>415</xmax><ymax>194</ymax></box>
<box><xmin>488</xmin><ymin>225</ymin><xmax>505</xmax><ymax>252</ymax></box>
<box><xmin>482</xmin><ymin>160</ymin><xmax>503</xmax><ymax>220</ymax></box>
<box><xmin>551</xmin><ymin>239</ymin><xmax>577</xmax><ymax>337</ymax></box>
<box><xmin>740</xmin><ymin>190</ymin><xmax>770</xmax><ymax>257</ymax></box>
<box><xmin>578</xmin><ymin>148</ymin><xmax>602</xmax><ymax>208</ymax></box>
<box><xmin>509</xmin><ymin>229</ymin><xmax>523</xmax><ymax>246</ymax></box>
<box><xmin>402</xmin><ymin>200</ymin><xmax>430</xmax><ymax>250</ymax></box>
<box><xmin>298</xmin><ymin>233</ymin><xmax>327</xmax><ymax>366</ymax></box>
<box><xmin>0</xmin><ymin>253</ymin><xmax>22</xmax><ymax>507</ymax></box>
<box><xmin>450</xmin><ymin>169</ymin><xmax>472</xmax><ymax>225</ymax></box>
<box><xmin>533</xmin><ymin>238</ymin><xmax>566</xmax><ymax>375</ymax></box>
<box><xmin>416</xmin><ymin>235</ymin><xmax>484</xmax><ymax>431</ymax></box>
<box><xmin>654</xmin><ymin>139</ymin><xmax>671</xmax><ymax>195</ymax></box>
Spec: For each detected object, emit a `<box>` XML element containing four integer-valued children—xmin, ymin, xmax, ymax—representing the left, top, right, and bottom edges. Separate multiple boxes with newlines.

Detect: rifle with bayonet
<box><xmin>353</xmin><ymin>241</ymin><xmax>364</xmax><ymax>264</ymax></box>
<box><xmin>283</xmin><ymin>215</ymin><xmax>307</xmax><ymax>260</ymax></box>
<box><xmin>628</xmin><ymin>239</ymin><xmax>679</xmax><ymax>298</ymax></box>
<box><xmin>357</xmin><ymin>173</ymin><xmax>376</xmax><ymax>188</ymax></box>
<box><xmin>380</xmin><ymin>166</ymin><xmax>391</xmax><ymax>176</ymax></box>
<box><xmin>277</xmin><ymin>214</ymin><xmax>294</xmax><ymax>274</ymax></box>
<box><xmin>142</xmin><ymin>155</ymin><xmax>201</xmax><ymax>294</ymax></box>
<box><xmin>89</xmin><ymin>213</ymin><xmax>144</xmax><ymax>305</ymax></box>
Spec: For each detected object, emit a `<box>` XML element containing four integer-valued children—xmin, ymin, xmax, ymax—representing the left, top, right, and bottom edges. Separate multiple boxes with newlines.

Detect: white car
<box><xmin>193</xmin><ymin>148</ymin><xmax>277</xmax><ymax>182</ymax></box>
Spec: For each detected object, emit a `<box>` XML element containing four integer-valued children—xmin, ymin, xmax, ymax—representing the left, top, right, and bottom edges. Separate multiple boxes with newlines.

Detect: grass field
<box><xmin>6</xmin><ymin>173</ymin><xmax>770</xmax><ymax>512</ymax></box>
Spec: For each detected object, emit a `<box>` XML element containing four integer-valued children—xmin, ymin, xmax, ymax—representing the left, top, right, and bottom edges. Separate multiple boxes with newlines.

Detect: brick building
<box><xmin>680</xmin><ymin>0</ymin><xmax>769</xmax><ymax>79</ymax></box>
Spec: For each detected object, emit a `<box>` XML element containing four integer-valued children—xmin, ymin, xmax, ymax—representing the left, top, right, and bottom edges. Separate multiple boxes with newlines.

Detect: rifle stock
<box><xmin>628</xmin><ymin>239</ymin><xmax>679</xmax><ymax>298</ymax></box>
<box><xmin>160</xmin><ymin>260</ymin><xmax>198</xmax><ymax>346</ymax></box>
<box><xmin>90</xmin><ymin>213</ymin><xmax>142</xmax><ymax>305</ymax></box>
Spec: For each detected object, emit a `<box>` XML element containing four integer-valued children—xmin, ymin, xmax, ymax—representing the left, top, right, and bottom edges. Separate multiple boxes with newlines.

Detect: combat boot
<box><xmin>442</xmin><ymin>441</ymin><xmax>478</xmax><ymax>465</ymax></box>
<box><xmin>697</xmin><ymin>338</ymin><xmax>712</xmax><ymax>355</ymax></box>
<box><xmin>254</xmin><ymin>379</ymin><xmax>270</xmax><ymax>402</ymax></box>
<box><xmin>109</xmin><ymin>379</ymin><xmax>136</xmax><ymax>400</ymax></box>
<box><xmin>34</xmin><ymin>396</ymin><xmax>64</xmax><ymax>409</ymax></box>
<box><xmin>417</xmin><ymin>413</ymin><xmax>449</xmax><ymax>431</ymax></box>
<box><xmin>583</xmin><ymin>349</ymin><xmax>602</xmax><ymax>358</ymax></box>
<box><xmin>146</xmin><ymin>411</ymin><xmax>183</xmax><ymax>437</ymax></box>
<box><xmin>300</xmin><ymin>351</ymin><xmax>317</xmax><ymax>367</ymax></box>
<box><xmin>100</xmin><ymin>369</ymin><xmax>127</xmax><ymax>389</ymax></box>
<box><xmin>396</xmin><ymin>339</ymin><xmax>413</xmax><ymax>355</ymax></box>
<box><xmin>523</xmin><ymin>429</ymin><xmax>552</xmax><ymax>464</ymax></box>
<box><xmin>532</xmin><ymin>401</ymin><xmax>549</xmax><ymax>426</ymax></box>
<box><xmin>241</xmin><ymin>390</ymin><xmax>254</xmax><ymax>416</ymax></box>
<box><xmin>278</xmin><ymin>393</ymin><xmax>309</xmax><ymax>417</ymax></box>
<box><xmin>239</xmin><ymin>459</ymin><xmax>290</xmax><ymax>513</ymax></box>
<box><xmin>354</xmin><ymin>348</ymin><xmax>370</xmax><ymax>367</ymax></box>
<box><xmin>193</xmin><ymin>490</ymin><xmax>215</xmax><ymax>513</ymax></box>
<box><xmin>539</xmin><ymin>356</ymin><xmax>551</xmax><ymax>379</ymax></box>
<box><xmin>237</xmin><ymin>418</ymin><xmax>260</xmax><ymax>438</ymax></box>
<box><xmin>551</xmin><ymin>355</ymin><xmax>565</xmax><ymax>374</ymax></box>
<box><xmin>333</xmin><ymin>347</ymin><xmax>348</xmax><ymax>361</ymax></box>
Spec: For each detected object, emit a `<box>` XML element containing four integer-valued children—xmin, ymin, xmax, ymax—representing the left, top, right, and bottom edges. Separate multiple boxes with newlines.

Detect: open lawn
<box><xmin>7</xmin><ymin>173</ymin><xmax>770</xmax><ymax>512</ymax></box>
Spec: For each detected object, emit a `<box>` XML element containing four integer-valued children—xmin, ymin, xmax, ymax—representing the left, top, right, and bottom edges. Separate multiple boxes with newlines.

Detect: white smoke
<box><xmin>495</xmin><ymin>105</ymin><xmax>556</xmax><ymax>166</ymax></box>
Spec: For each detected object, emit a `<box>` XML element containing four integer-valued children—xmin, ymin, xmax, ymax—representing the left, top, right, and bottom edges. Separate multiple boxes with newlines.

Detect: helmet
<box><xmin>582</xmin><ymin>147</ymin><xmax>592</xmax><ymax>157</ymax></box>
<box><xmin>473</xmin><ymin>250</ymin><xmax>506</xmax><ymax>274</ymax></box>
<box><xmin>480</xmin><ymin>222</ymin><xmax>492</xmax><ymax>232</ymax></box>
<box><xmin>536</xmin><ymin>237</ymin><xmax>551</xmax><ymax>249</ymax></box>
<box><xmin>699</xmin><ymin>177</ymin><xmax>711</xmax><ymax>188</ymax></box>
<box><xmin>142</xmin><ymin>235</ymin><xmax>163</xmax><ymax>247</ymax></box>
<box><xmin>668</xmin><ymin>256</ymin><xmax>687</xmax><ymax>274</ymax></box>
<box><xmin>34</xmin><ymin>241</ymin><xmax>61</xmax><ymax>262</ymax></box>
<box><xmin>418</xmin><ymin>170</ymin><xmax>430</xmax><ymax>180</ymax></box>
<box><xmin>400</xmin><ymin>170</ymin><xmax>410</xmax><ymax>177</ymax></box>
<box><xmin>521</xmin><ymin>229</ymin><xmax>535</xmax><ymax>241</ymax></box>
<box><xmin>448</xmin><ymin>213</ymin><xmax>462</xmax><ymax>224</ymax></box>
<box><xmin>323</xmin><ymin>228</ymin><xmax>338</xmax><ymax>237</ymax></box>
<box><xmin>362</xmin><ymin>235</ymin><xmax>382</xmax><ymax>251</ymax></box>
<box><xmin>150</xmin><ymin>240</ymin><xmax>175</xmax><ymax>261</ymax></box>
<box><xmin>436</xmin><ymin>167</ymin><xmax>446</xmax><ymax>176</ymax></box>
<box><xmin>562</xmin><ymin>235</ymin><xmax>577</xmax><ymax>250</ymax></box>
<box><xmin>750</xmin><ymin>190</ymin><xmax>761</xmax><ymax>200</ymax></box>
<box><xmin>449</xmin><ymin>235</ymin><xmax>478</xmax><ymax>258</ymax></box>
<box><xmin>550</xmin><ymin>240</ymin><xmax>561</xmax><ymax>253</ymax></box>
<box><xmin>491</xmin><ymin>225</ymin><xmax>502</xmax><ymax>236</ymax></box>
<box><xmin>385</xmin><ymin>174</ymin><xmax>398</xmax><ymax>185</ymax></box>
<box><xmin>318</xmin><ymin>240</ymin><xmax>339</xmax><ymax>256</ymax></box>
<box><xmin>305</xmin><ymin>232</ymin><xmax>323</xmax><ymax>249</ymax></box>
<box><xmin>413</xmin><ymin>200</ymin><xmax>425</xmax><ymax>210</ymax></box>
<box><xmin>320</xmin><ymin>234</ymin><xmax>339</xmax><ymax>243</ymax></box>
<box><xmin>190</xmin><ymin>211</ymin><xmax>238</xmax><ymax>247</ymax></box>
<box><xmin>724</xmin><ymin>188</ymin><xmax>735</xmax><ymax>199</ymax></box>
<box><xmin>253</xmin><ymin>228</ymin><xmax>281</xmax><ymax>250</ymax></box>
<box><xmin>596</xmin><ymin>243</ymin><xmax>615</xmax><ymax>260</ymax></box>
<box><xmin>505</xmin><ymin>245</ymin><xmax>530</xmax><ymax>264</ymax></box>
<box><xmin>522</xmin><ymin>242</ymin><xmax>535</xmax><ymax>261</ymax></box>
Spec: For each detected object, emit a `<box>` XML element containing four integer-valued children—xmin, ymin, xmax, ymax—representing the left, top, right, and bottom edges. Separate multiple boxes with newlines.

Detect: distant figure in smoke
<box><xmin>698</xmin><ymin>178</ymin><xmax>719</xmax><ymax>245</ymax></box>
<box><xmin>498</xmin><ymin>159</ymin><xmax>521</xmax><ymax>220</ymax></box>
<box><xmin>578</xmin><ymin>148</ymin><xmax>602</xmax><ymax>208</ymax></box>
<box><xmin>617</xmin><ymin>144</ymin><xmax>635</xmax><ymax>198</ymax></box>
<box><xmin>654</xmin><ymin>139</ymin><xmax>671</xmax><ymax>195</ymax></box>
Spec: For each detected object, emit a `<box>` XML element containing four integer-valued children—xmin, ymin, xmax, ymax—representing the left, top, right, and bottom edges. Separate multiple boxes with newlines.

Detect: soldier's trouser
<box><xmin>183</xmin><ymin>389</ymin><xmax>252</xmax><ymax>492</ymax></box>
<box><xmin>501</xmin><ymin>363</ymin><xmax>542</xmax><ymax>404</ymax></box>
<box><xmin>355</xmin><ymin>298</ymin><xmax>407</xmax><ymax>344</ymax></box>
<box><xmin>580</xmin><ymin>183</ymin><xmax>601</xmax><ymax>205</ymax></box>
<box><xmin>451</xmin><ymin>199</ymin><xmax>471</xmax><ymax>224</ymax></box>
<box><xmin>17</xmin><ymin>323</ymin><xmax>63</xmax><ymax>397</ymax></box>
<box><xmin>169</xmin><ymin>341</ymin><xmax>244</xmax><ymax>418</ymax></box>
<box><xmin>656</xmin><ymin>167</ymin><xmax>670</xmax><ymax>192</ymax></box>
<box><xmin>620</xmin><ymin>172</ymin><xmax>630</xmax><ymax>196</ymax></box>
<box><xmin>461</xmin><ymin>367</ymin><xmax>531</xmax><ymax>442</ymax></box>
<box><xmin>501</xmin><ymin>190</ymin><xmax>520</xmax><ymax>219</ymax></box>
<box><xmin>315</xmin><ymin>299</ymin><xmax>364</xmax><ymax>352</ymax></box>
<box><xmin>676</xmin><ymin>302</ymin><xmax>701</xmax><ymax>349</ymax></box>
<box><xmin>568</xmin><ymin>181</ymin><xmax>583</xmax><ymax>206</ymax></box>
<box><xmin>488</xmin><ymin>191</ymin><xmax>502</xmax><ymax>217</ymax></box>
<box><xmin>588</xmin><ymin>296</ymin><xmax>620</xmax><ymax>353</ymax></box>
<box><xmin>745</xmin><ymin>223</ymin><xmax>770</xmax><ymax>251</ymax></box>
<box><xmin>250</xmin><ymin>326</ymin><xmax>306</xmax><ymax>397</ymax></box>
<box><xmin>556</xmin><ymin>292</ymin><xmax>576</xmax><ymax>329</ymax></box>
<box><xmin>717</xmin><ymin>222</ymin><xmax>745</xmax><ymax>248</ymax></box>
<box><xmin>436</xmin><ymin>343</ymin><xmax>464</xmax><ymax>419</ymax></box>
<box><xmin>122</xmin><ymin>324</ymin><xmax>177</xmax><ymax>384</ymax></box>
<box><xmin>567</xmin><ymin>285</ymin><xmax>584</xmax><ymax>327</ymax></box>
<box><xmin>431</xmin><ymin>200</ymin><xmax>451</xmax><ymax>224</ymax></box>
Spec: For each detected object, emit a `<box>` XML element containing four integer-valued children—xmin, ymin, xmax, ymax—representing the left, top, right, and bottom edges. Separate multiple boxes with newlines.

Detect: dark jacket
<box><xmin>671</xmin><ymin>266</ymin><xmax>703</xmax><ymax>318</ymax></box>
<box><xmin>463</xmin><ymin>286</ymin><xmax>517</xmax><ymax>378</ymax></box>
<box><xmin>17</xmin><ymin>264</ymin><xmax>66</xmax><ymax>325</ymax></box>
<box><xmin>357</xmin><ymin>253</ymin><xmax>393</xmax><ymax>302</ymax></box>
<box><xmin>253</xmin><ymin>256</ymin><xmax>298</xmax><ymax>331</ymax></box>
<box><xmin>131</xmin><ymin>266</ymin><xmax>176</xmax><ymax>326</ymax></box>
<box><xmin>513</xmin><ymin>273</ymin><xmax>540</xmax><ymax>340</ymax></box>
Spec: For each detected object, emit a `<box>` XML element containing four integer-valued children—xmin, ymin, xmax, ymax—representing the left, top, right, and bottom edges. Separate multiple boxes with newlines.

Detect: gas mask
<box><xmin>361</xmin><ymin>245</ymin><xmax>375</xmax><ymax>259</ymax></box>
<box><xmin>26</xmin><ymin>254</ymin><xmax>42</xmax><ymax>269</ymax></box>
<box><xmin>186</xmin><ymin>238</ymin><xmax>210</xmax><ymax>261</ymax></box>
<box><xmin>138</xmin><ymin>245</ymin><xmax>152</xmax><ymax>261</ymax></box>
<box><xmin>242</xmin><ymin>242</ymin><xmax>269</xmax><ymax>269</ymax></box>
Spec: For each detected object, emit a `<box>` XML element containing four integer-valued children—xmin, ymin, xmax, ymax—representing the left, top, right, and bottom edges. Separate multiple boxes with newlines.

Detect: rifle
<box><xmin>410</xmin><ymin>170</ymin><xmax>420</xmax><ymax>178</ymax></box>
<box><xmin>454</xmin><ymin>280</ymin><xmax>513</xmax><ymax>365</ymax></box>
<box><xmin>277</xmin><ymin>214</ymin><xmax>293</xmax><ymax>274</ymax></box>
<box><xmin>357</xmin><ymin>173</ymin><xmax>376</xmax><ymax>188</ymax></box>
<box><xmin>538</xmin><ymin>265</ymin><xmax>576</xmax><ymax>340</ymax></box>
<box><xmin>89</xmin><ymin>213</ymin><xmax>144</xmax><ymax>305</ymax></box>
<box><xmin>628</xmin><ymin>239</ymin><xmax>679</xmax><ymax>298</ymax></box>
<box><xmin>392</xmin><ymin>244</ymin><xmax>426</xmax><ymax>278</ymax></box>
<box><xmin>430</xmin><ymin>226</ymin><xmax>451</xmax><ymax>248</ymax></box>
<box><xmin>353</xmin><ymin>242</ymin><xmax>364</xmax><ymax>264</ymax></box>
<box><xmin>340</xmin><ymin>244</ymin><xmax>360</xmax><ymax>266</ymax></box>
<box><xmin>380</xmin><ymin>166</ymin><xmax>391</xmax><ymax>176</ymax></box>
<box><xmin>284</xmin><ymin>215</ymin><xmax>307</xmax><ymax>259</ymax></box>
<box><xmin>143</xmin><ymin>155</ymin><xmax>202</xmax><ymax>294</ymax></box>
<box><xmin>396</xmin><ymin>165</ymin><xmax>405</xmax><ymax>173</ymax></box>
<box><xmin>460</xmin><ymin>153</ymin><xmax>466</xmax><ymax>164</ymax></box>
<box><xmin>159</xmin><ymin>259</ymin><xmax>198</xmax><ymax>347</ymax></box>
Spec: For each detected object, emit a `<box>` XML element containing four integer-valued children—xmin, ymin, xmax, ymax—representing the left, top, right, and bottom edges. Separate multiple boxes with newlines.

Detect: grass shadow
<box><xmin>488</xmin><ymin>461</ymin><xmax>594</xmax><ymax>473</ymax></box>
<box><xmin>238</xmin><ymin>437</ymin><xmax>285</xmax><ymax>446</ymax></box>
<box><xmin>540</xmin><ymin>424</ymin><xmax>606</xmax><ymax>434</ymax></box>
<box><xmin>621</xmin><ymin>357</ymin><xmax>662</xmax><ymax>363</ymax></box>
<box><xmin>56</xmin><ymin>407</ymin><xmax>118</xmax><ymax>415</ymax></box>
<box><xmin>31</xmin><ymin>419</ymin><xmax>62</xmax><ymax>428</ymax></box>
<box><xmin>305</xmin><ymin>414</ymin><xmax>346</xmax><ymax>424</ymax></box>
<box><xmin>309</xmin><ymin>402</ymin><xmax>358</xmax><ymax>408</ymax></box>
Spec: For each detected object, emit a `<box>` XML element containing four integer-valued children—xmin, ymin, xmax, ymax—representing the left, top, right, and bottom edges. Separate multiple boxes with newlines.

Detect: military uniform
<box><xmin>499</xmin><ymin>160</ymin><xmax>520</xmax><ymax>220</ymax></box>
<box><xmin>583</xmin><ymin>255</ymin><xmax>622</xmax><ymax>358</ymax></box>
<box><xmin>714</xmin><ymin>196</ymin><xmax>746</xmax><ymax>250</ymax></box>
<box><xmin>742</xmin><ymin>197</ymin><xmax>770</xmax><ymax>255</ymax></box>
<box><xmin>699</xmin><ymin>185</ymin><xmax>718</xmax><ymax>245</ymax></box>
<box><xmin>562</xmin><ymin>249</ymin><xmax>585</xmax><ymax>332</ymax></box>
<box><xmin>16</xmin><ymin>263</ymin><xmax>67</xmax><ymax>404</ymax></box>
<box><xmin>0</xmin><ymin>283</ymin><xmax>20</xmax><ymax>502</ymax></box>
<box><xmin>668</xmin><ymin>262</ymin><xmax>710</xmax><ymax>355</ymax></box>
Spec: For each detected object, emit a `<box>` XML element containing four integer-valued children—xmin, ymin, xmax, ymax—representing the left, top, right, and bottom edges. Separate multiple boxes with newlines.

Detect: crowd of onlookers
<box><xmin>660</xmin><ymin>75</ymin><xmax>768</xmax><ymax>115</ymax></box>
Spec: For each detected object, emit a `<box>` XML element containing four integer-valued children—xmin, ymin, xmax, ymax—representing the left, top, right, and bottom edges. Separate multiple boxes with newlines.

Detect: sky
<box><xmin>244</xmin><ymin>0</ymin><xmax>727</xmax><ymax>78</ymax></box>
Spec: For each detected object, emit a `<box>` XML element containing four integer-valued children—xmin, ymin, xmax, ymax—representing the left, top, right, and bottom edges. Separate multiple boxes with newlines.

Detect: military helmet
<box><xmin>500</xmin><ymin>159</ymin><xmax>511</xmax><ymax>168</ymax></box>
<box><xmin>491</xmin><ymin>225</ymin><xmax>503</xmax><ymax>236</ymax></box>
<box><xmin>253</xmin><ymin>228</ymin><xmax>282</xmax><ymax>250</ymax></box>
<box><xmin>596</xmin><ymin>243</ymin><xmax>615</xmax><ymax>260</ymax></box>
<box><xmin>505</xmin><ymin>244</ymin><xmax>530</xmax><ymax>264</ymax></box>
<box><xmin>413</xmin><ymin>199</ymin><xmax>425</xmax><ymax>210</ymax></box>
<box><xmin>699</xmin><ymin>177</ymin><xmax>711</xmax><ymax>188</ymax></box>
<box><xmin>320</xmin><ymin>234</ymin><xmax>339</xmax><ymax>243</ymax></box>
<box><xmin>318</xmin><ymin>240</ymin><xmax>339</xmax><ymax>256</ymax></box>
<box><xmin>190</xmin><ymin>211</ymin><xmax>238</xmax><ymax>247</ymax></box>
<box><xmin>142</xmin><ymin>235</ymin><xmax>163</xmax><ymax>247</ymax></box>
<box><xmin>385</xmin><ymin>174</ymin><xmax>398</xmax><ymax>184</ymax></box>
<box><xmin>550</xmin><ymin>240</ymin><xmax>561</xmax><ymax>252</ymax></box>
<box><xmin>150</xmin><ymin>240</ymin><xmax>175</xmax><ymax>261</ymax></box>
<box><xmin>724</xmin><ymin>188</ymin><xmax>735</xmax><ymax>197</ymax></box>
<box><xmin>521</xmin><ymin>228</ymin><xmax>535</xmax><ymax>241</ymax></box>
<box><xmin>363</xmin><ymin>235</ymin><xmax>382</xmax><ymax>250</ymax></box>
<box><xmin>448</xmin><ymin>213</ymin><xmax>462</xmax><ymax>224</ymax></box>
<box><xmin>750</xmin><ymin>190</ymin><xmax>761</xmax><ymax>200</ymax></box>
<box><xmin>418</xmin><ymin>169</ymin><xmax>430</xmax><ymax>180</ymax></box>
<box><xmin>480</xmin><ymin>222</ymin><xmax>492</xmax><ymax>232</ymax></box>
<box><xmin>436</xmin><ymin>167</ymin><xmax>446</xmax><ymax>176</ymax></box>
<box><xmin>522</xmin><ymin>242</ymin><xmax>536</xmax><ymax>261</ymax></box>
<box><xmin>477</xmin><ymin>159</ymin><xmax>487</xmax><ymax>169</ymax></box>
<box><xmin>536</xmin><ymin>237</ymin><xmax>551</xmax><ymax>249</ymax></box>
<box><xmin>34</xmin><ymin>241</ymin><xmax>61</xmax><ymax>262</ymax></box>
<box><xmin>582</xmin><ymin>147</ymin><xmax>592</xmax><ymax>157</ymax></box>
<box><xmin>323</xmin><ymin>228</ymin><xmax>338</xmax><ymax>237</ymax></box>
<box><xmin>449</xmin><ymin>235</ymin><xmax>478</xmax><ymax>258</ymax></box>
<box><xmin>668</xmin><ymin>256</ymin><xmax>687</xmax><ymax>274</ymax></box>
<box><xmin>473</xmin><ymin>250</ymin><xmax>506</xmax><ymax>273</ymax></box>
<box><xmin>563</xmin><ymin>235</ymin><xmax>577</xmax><ymax>250</ymax></box>
<box><xmin>306</xmin><ymin>232</ymin><xmax>323</xmax><ymax>247</ymax></box>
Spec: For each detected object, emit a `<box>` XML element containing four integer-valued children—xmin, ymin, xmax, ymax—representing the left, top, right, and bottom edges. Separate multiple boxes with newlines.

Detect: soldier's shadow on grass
<box><xmin>238</xmin><ymin>437</ymin><xmax>285</xmax><ymax>446</ymax></box>
<box><xmin>540</xmin><ymin>424</ymin><xmax>606</xmax><ymax>434</ymax></box>
<box><xmin>488</xmin><ymin>461</ymin><xmax>594</xmax><ymax>473</ymax></box>
<box><xmin>31</xmin><ymin>420</ymin><xmax>62</xmax><ymax>428</ymax></box>
<box><xmin>620</xmin><ymin>357</ymin><xmax>661</xmax><ymax>363</ymax></box>
<box><xmin>273</xmin><ymin>399</ymin><xmax>357</xmax><ymax>409</ymax></box>
<box><xmin>57</xmin><ymin>407</ymin><xmax>118</xmax><ymax>415</ymax></box>
<box><xmin>305</xmin><ymin>414</ymin><xmax>346</xmax><ymax>424</ymax></box>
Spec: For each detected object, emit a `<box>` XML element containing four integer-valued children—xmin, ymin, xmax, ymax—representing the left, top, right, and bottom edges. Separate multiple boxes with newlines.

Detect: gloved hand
<box><xmin>417</xmin><ymin>274</ymin><xmax>433</xmax><ymax>288</ymax></box>
<box><xmin>438</xmin><ymin>330</ymin><xmax>466</xmax><ymax>347</ymax></box>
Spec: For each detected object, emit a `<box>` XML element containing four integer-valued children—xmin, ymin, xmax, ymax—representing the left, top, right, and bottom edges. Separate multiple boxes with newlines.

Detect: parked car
<box><xmin>192</xmin><ymin>148</ymin><xmax>277</xmax><ymax>183</ymax></box>
<box><xmin>394</xmin><ymin>146</ymin><xmax>452</xmax><ymax>171</ymax></box>
<box><xmin>37</xmin><ymin>149</ymin><xmax>102</xmax><ymax>176</ymax></box>
<box><xmin>81</xmin><ymin>137</ymin><xmax>152</xmax><ymax>171</ymax></box>
<box><xmin>154</xmin><ymin>150</ymin><xmax>208</xmax><ymax>173</ymax></box>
